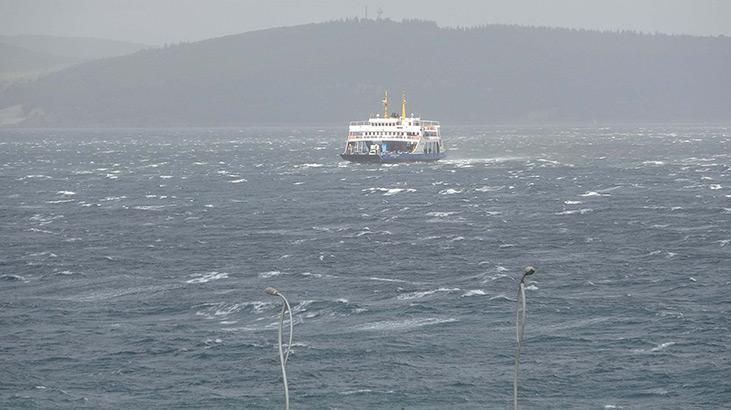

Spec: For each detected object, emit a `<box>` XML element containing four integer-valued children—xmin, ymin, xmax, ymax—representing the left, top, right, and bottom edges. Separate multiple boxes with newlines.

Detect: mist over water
<box><xmin>1</xmin><ymin>126</ymin><xmax>729</xmax><ymax>408</ymax></box>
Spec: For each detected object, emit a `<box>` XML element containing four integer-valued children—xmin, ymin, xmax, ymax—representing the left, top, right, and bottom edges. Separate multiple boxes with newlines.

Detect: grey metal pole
<box><xmin>265</xmin><ymin>287</ymin><xmax>293</xmax><ymax>410</ymax></box>
<box><xmin>514</xmin><ymin>267</ymin><xmax>535</xmax><ymax>410</ymax></box>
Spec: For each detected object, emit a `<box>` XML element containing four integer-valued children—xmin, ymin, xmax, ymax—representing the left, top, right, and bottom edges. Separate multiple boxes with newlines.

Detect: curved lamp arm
<box><xmin>265</xmin><ymin>287</ymin><xmax>293</xmax><ymax>410</ymax></box>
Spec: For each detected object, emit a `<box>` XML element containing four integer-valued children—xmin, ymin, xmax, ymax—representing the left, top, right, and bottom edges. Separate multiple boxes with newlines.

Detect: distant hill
<box><xmin>0</xmin><ymin>42</ymin><xmax>74</xmax><ymax>73</ymax></box>
<box><xmin>1</xmin><ymin>20</ymin><xmax>730</xmax><ymax>126</ymax></box>
<box><xmin>0</xmin><ymin>34</ymin><xmax>151</xmax><ymax>94</ymax></box>
<box><xmin>0</xmin><ymin>35</ymin><xmax>150</xmax><ymax>62</ymax></box>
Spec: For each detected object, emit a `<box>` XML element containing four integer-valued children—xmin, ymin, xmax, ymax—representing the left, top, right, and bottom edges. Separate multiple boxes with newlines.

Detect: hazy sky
<box><xmin>1</xmin><ymin>0</ymin><xmax>730</xmax><ymax>45</ymax></box>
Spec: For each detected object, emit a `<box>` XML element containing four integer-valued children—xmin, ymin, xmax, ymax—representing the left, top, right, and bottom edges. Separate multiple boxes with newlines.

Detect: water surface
<box><xmin>1</xmin><ymin>126</ymin><xmax>729</xmax><ymax>408</ymax></box>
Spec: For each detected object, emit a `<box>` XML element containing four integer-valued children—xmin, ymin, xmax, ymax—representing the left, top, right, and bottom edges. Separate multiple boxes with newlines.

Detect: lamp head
<box><xmin>524</xmin><ymin>266</ymin><xmax>535</xmax><ymax>276</ymax></box>
<box><xmin>264</xmin><ymin>287</ymin><xmax>280</xmax><ymax>296</ymax></box>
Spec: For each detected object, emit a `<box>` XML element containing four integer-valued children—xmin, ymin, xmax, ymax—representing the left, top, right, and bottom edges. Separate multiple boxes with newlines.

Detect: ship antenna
<box><xmin>514</xmin><ymin>266</ymin><xmax>535</xmax><ymax>410</ymax></box>
<box><xmin>401</xmin><ymin>91</ymin><xmax>407</xmax><ymax>120</ymax></box>
<box><xmin>383</xmin><ymin>90</ymin><xmax>389</xmax><ymax>119</ymax></box>
<box><xmin>264</xmin><ymin>287</ymin><xmax>294</xmax><ymax>410</ymax></box>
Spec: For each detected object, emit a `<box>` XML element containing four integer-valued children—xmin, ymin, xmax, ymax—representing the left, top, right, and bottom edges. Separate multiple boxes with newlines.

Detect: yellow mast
<box><xmin>382</xmin><ymin>90</ymin><xmax>389</xmax><ymax>118</ymax></box>
<box><xmin>401</xmin><ymin>91</ymin><xmax>407</xmax><ymax>120</ymax></box>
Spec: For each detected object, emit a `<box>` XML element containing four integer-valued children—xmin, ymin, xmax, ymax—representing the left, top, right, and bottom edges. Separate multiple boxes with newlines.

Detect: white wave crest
<box><xmin>462</xmin><ymin>289</ymin><xmax>487</xmax><ymax>297</ymax></box>
<box><xmin>258</xmin><ymin>270</ymin><xmax>286</xmax><ymax>278</ymax></box>
<box><xmin>357</xmin><ymin>317</ymin><xmax>457</xmax><ymax>331</ymax></box>
<box><xmin>397</xmin><ymin>287</ymin><xmax>460</xmax><ymax>300</ymax></box>
<box><xmin>187</xmin><ymin>271</ymin><xmax>229</xmax><ymax>284</ymax></box>
<box><xmin>556</xmin><ymin>208</ymin><xmax>594</xmax><ymax>215</ymax></box>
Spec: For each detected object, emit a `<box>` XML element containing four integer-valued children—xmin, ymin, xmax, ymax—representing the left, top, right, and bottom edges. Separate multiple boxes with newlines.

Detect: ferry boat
<box><xmin>340</xmin><ymin>91</ymin><xmax>445</xmax><ymax>163</ymax></box>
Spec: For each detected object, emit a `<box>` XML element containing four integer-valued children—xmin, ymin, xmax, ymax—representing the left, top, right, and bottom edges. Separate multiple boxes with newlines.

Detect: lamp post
<box><xmin>514</xmin><ymin>266</ymin><xmax>535</xmax><ymax>410</ymax></box>
<box><xmin>264</xmin><ymin>287</ymin><xmax>293</xmax><ymax>410</ymax></box>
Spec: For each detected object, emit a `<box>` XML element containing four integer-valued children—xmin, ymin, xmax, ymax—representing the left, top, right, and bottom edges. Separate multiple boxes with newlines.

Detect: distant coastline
<box><xmin>1</xmin><ymin>19</ymin><xmax>729</xmax><ymax>127</ymax></box>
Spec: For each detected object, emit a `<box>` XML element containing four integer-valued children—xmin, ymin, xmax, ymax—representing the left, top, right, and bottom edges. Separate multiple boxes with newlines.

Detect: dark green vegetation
<box><xmin>2</xmin><ymin>19</ymin><xmax>729</xmax><ymax>126</ymax></box>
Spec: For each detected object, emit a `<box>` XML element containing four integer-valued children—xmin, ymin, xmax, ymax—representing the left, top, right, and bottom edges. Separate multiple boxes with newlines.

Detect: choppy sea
<box><xmin>1</xmin><ymin>126</ymin><xmax>729</xmax><ymax>409</ymax></box>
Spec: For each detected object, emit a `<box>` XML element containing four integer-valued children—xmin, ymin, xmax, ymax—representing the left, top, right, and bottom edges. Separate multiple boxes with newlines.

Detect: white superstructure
<box><xmin>341</xmin><ymin>91</ymin><xmax>445</xmax><ymax>162</ymax></box>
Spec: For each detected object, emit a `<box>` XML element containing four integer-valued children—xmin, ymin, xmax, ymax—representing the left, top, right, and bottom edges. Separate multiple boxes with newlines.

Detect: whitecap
<box><xmin>340</xmin><ymin>389</ymin><xmax>373</xmax><ymax>395</ymax></box>
<box><xmin>709</xmin><ymin>184</ymin><xmax>722</xmax><ymax>190</ymax></box>
<box><xmin>56</xmin><ymin>191</ymin><xmax>76</xmax><ymax>196</ymax></box>
<box><xmin>649</xmin><ymin>341</ymin><xmax>676</xmax><ymax>352</ymax></box>
<box><xmin>489</xmin><ymin>294</ymin><xmax>514</xmax><ymax>301</ymax></box>
<box><xmin>27</xmin><ymin>251</ymin><xmax>58</xmax><ymax>258</ymax></box>
<box><xmin>556</xmin><ymin>208</ymin><xmax>593</xmax><ymax>215</ymax></box>
<box><xmin>102</xmin><ymin>196</ymin><xmax>127</xmax><ymax>201</ymax></box>
<box><xmin>133</xmin><ymin>205</ymin><xmax>166</xmax><ymax>211</ymax></box>
<box><xmin>564</xmin><ymin>200</ymin><xmax>582</xmax><ymax>205</ymax></box>
<box><xmin>397</xmin><ymin>287</ymin><xmax>460</xmax><ymax>300</ymax></box>
<box><xmin>474</xmin><ymin>185</ymin><xmax>505</xmax><ymax>192</ymax></box>
<box><xmin>229</xmin><ymin>179</ymin><xmax>247</xmax><ymax>183</ymax></box>
<box><xmin>426</xmin><ymin>211</ymin><xmax>458</xmax><ymax>217</ymax></box>
<box><xmin>357</xmin><ymin>317</ymin><xmax>457</xmax><ymax>331</ymax></box>
<box><xmin>368</xmin><ymin>276</ymin><xmax>409</xmax><ymax>283</ymax></box>
<box><xmin>461</xmin><ymin>289</ymin><xmax>487</xmax><ymax>297</ymax></box>
<box><xmin>439</xmin><ymin>188</ymin><xmax>463</xmax><ymax>195</ymax></box>
<box><xmin>384</xmin><ymin>188</ymin><xmax>404</xmax><ymax>196</ymax></box>
<box><xmin>258</xmin><ymin>270</ymin><xmax>285</xmax><ymax>278</ymax></box>
<box><xmin>362</xmin><ymin>187</ymin><xmax>415</xmax><ymax>196</ymax></box>
<box><xmin>579</xmin><ymin>191</ymin><xmax>605</xmax><ymax>197</ymax></box>
<box><xmin>187</xmin><ymin>271</ymin><xmax>229</xmax><ymax>284</ymax></box>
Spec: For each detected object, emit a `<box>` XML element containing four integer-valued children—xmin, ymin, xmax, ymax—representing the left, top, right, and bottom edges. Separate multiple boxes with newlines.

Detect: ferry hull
<box><xmin>340</xmin><ymin>153</ymin><xmax>446</xmax><ymax>163</ymax></box>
